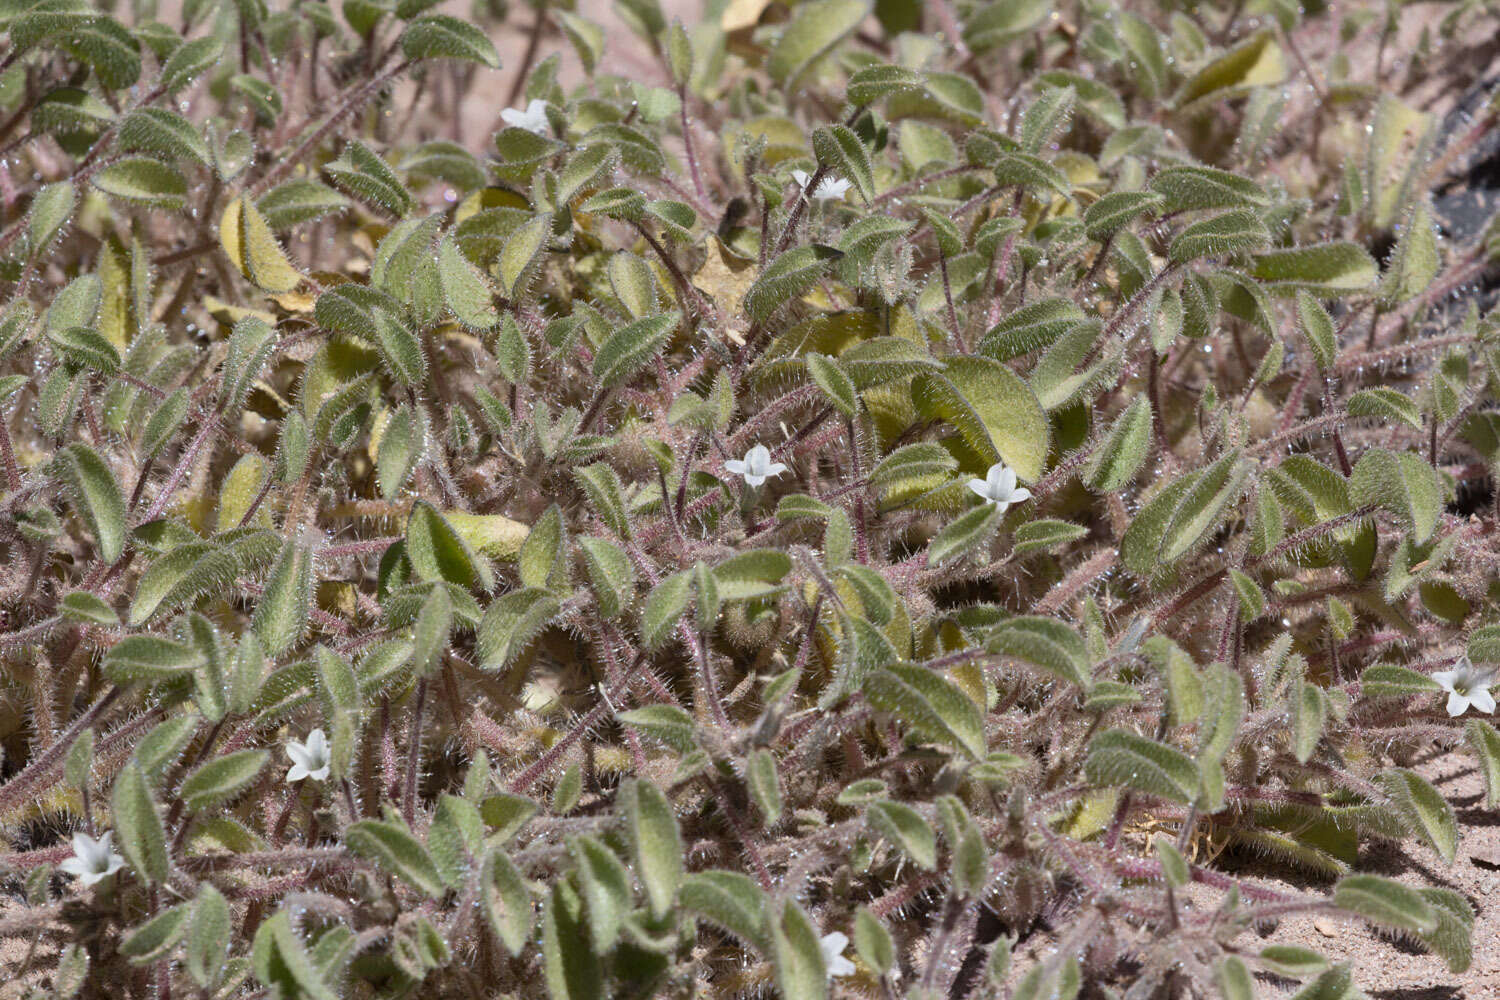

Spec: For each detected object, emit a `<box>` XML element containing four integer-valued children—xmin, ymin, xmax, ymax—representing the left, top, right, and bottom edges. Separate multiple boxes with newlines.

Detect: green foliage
<box><xmin>1</xmin><ymin>0</ymin><xmax>1494</xmax><ymax>995</ymax></box>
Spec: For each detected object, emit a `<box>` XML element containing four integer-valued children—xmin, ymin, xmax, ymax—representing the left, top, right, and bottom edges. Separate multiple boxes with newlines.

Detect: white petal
<box><xmin>1471</xmin><ymin>687</ymin><xmax>1497</xmax><ymax>714</ymax></box>
<box><xmin>77</xmin><ymin>868</ymin><xmax>107</xmax><ymax>888</ymax></box>
<box><xmin>1010</xmin><ymin>486</ymin><xmax>1032</xmax><ymax>504</ymax></box>
<box><xmin>791</xmin><ymin>170</ymin><xmax>810</xmax><ymax>188</ymax></box>
<box><xmin>764</xmin><ymin>462</ymin><xmax>788</xmax><ymax>478</ymax></box>
<box><xmin>999</xmin><ymin>467</ymin><xmax>1017</xmax><ymax>494</ymax></box>
<box><xmin>59</xmin><ymin>857</ymin><xmax>88</xmax><ymax>878</ymax></box>
<box><xmin>987</xmin><ymin>464</ymin><xmax>1006</xmax><ymax>490</ymax></box>
<box><xmin>307</xmin><ymin>729</ymin><xmax>328</xmax><ymax>755</ymax></box>
<box><xmin>1447</xmin><ymin>691</ymin><xmax>1471</xmax><ymax>717</ymax></box>
<box><xmin>994</xmin><ymin>499</ymin><xmax>1012</xmax><ymax>515</ymax></box>
<box><xmin>1432</xmin><ymin>670</ymin><xmax>1458</xmax><ymax>692</ymax></box>
<box><xmin>308</xmin><ymin>763</ymin><xmax>331</xmax><ymax>781</ymax></box>
<box><xmin>287</xmin><ymin>763</ymin><xmax>310</xmax><ymax>783</ymax></box>
<box><xmin>968</xmin><ymin>479</ymin><xmax>990</xmax><ymax>499</ymax></box>
<box><xmin>828</xmin><ymin>954</ymin><xmax>857</xmax><ymax>978</ymax></box>
<box><xmin>745</xmin><ymin>474</ymin><xmax>767</xmax><ymax>487</ymax></box>
<box><xmin>724</xmin><ymin>460</ymin><xmax>747</xmax><ymax>475</ymax></box>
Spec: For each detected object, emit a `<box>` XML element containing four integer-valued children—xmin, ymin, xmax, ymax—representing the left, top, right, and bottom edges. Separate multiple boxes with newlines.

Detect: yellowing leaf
<box><xmin>220</xmin><ymin>195</ymin><xmax>303</xmax><ymax>293</ymax></box>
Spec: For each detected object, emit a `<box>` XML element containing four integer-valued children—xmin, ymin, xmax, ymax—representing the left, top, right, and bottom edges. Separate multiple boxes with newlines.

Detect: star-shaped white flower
<box><xmin>500</xmin><ymin>99</ymin><xmax>550</xmax><ymax>135</ymax></box>
<box><xmin>967</xmin><ymin>461</ymin><xmax>1032</xmax><ymax>512</ymax></box>
<box><xmin>791</xmin><ymin>169</ymin><xmax>852</xmax><ymax>203</ymax></box>
<box><xmin>725</xmin><ymin>444</ymin><xmax>788</xmax><ymax>487</ymax></box>
<box><xmin>285</xmin><ymin>728</ymin><xmax>332</xmax><ymax>782</ymax></box>
<box><xmin>58</xmin><ymin>831</ymin><xmax>125</xmax><ymax>887</ymax></box>
<box><xmin>1432</xmin><ymin>658</ymin><xmax>1496</xmax><ymax>717</ymax></box>
<box><xmin>820</xmin><ymin>931</ymin><xmax>857</xmax><ymax>979</ymax></box>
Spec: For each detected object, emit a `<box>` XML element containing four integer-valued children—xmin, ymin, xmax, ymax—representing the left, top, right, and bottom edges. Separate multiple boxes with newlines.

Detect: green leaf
<box><xmin>52</xmin><ymin>444</ymin><xmax>127</xmax><ymax>564</ymax></box>
<box><xmin>847</xmin><ymin>64</ymin><xmax>926</xmax><ymax>105</ymax></box>
<box><xmin>1168</xmin><ymin>210</ymin><xmax>1269</xmax><ymax>264</ymax></box>
<box><xmin>766</xmin><ymin>0</ymin><xmax>869</xmax><ymax>92</ymax></box>
<box><xmin>480</xmin><ymin>849</ymin><xmax>533</xmax><ymax>956</ymax></box>
<box><xmin>812</xmin><ymin>124</ymin><xmax>874</xmax><ymax>203</ymax></box>
<box><xmin>1347</xmin><ymin>388</ymin><xmax>1422</xmax><ymax>431</ymax></box>
<box><xmin>679</xmin><ymin>871</ymin><xmax>770</xmax><ymax>951</ymax></box>
<box><xmin>27</xmin><ymin>181</ymin><xmax>74</xmax><ymax>256</ymax></box>
<box><xmin>771</xmin><ymin>900</ymin><xmax>829</xmax><ymax>1000</ymax></box>
<box><xmin>619</xmin><ymin>704</ymin><xmax>696</xmax><ymax>752</ymax></box>
<box><xmin>640</xmin><ymin>571</ymin><xmax>692</xmax><ymax>650</ymax></box>
<box><xmin>476</xmin><ymin>587</ymin><xmax>560</xmax><ymax>670</ymax></box>
<box><xmin>1465</xmin><ymin>719</ymin><xmax>1500</xmax><ymax>809</ymax></box>
<box><xmin>1350</xmin><ymin>448</ymin><xmax>1441</xmax><ymax>544</ymax></box>
<box><xmin>912</xmin><ymin>356</ymin><xmax>1050</xmax><ymax>481</ymax></box>
<box><xmin>853</xmin><ymin>907</ymin><xmax>894</xmax><ymax>975</ymax></box>
<box><xmin>1333</xmin><ymin>874</ymin><xmax>1437</xmax><ymax>934</ymax></box>
<box><xmin>496</xmin><ymin>212</ymin><xmax>552</xmax><ymax>300</ymax></box>
<box><xmin>518</xmin><ymin>504</ymin><xmax>565</xmax><ymax>591</ymax></box>
<box><xmin>117</xmin><ymin>108</ymin><xmax>212</xmax><ymax>168</ymax></box>
<box><xmin>1361</xmin><ymin>663</ymin><xmax>1442</xmax><ymax>699</ymax></box>
<box><xmin>253</xmin><ymin>538</ymin><xmax>313</xmax><ymax>656</ymax></box>
<box><xmin>574</xmin><ymin>464</ymin><xmax>631</xmax><ymax>539</ymax></box>
<box><xmin>1153</xmin><ymin>834</ymin><xmax>1190</xmax><ymax>887</ymax></box>
<box><xmin>964</xmin><ymin>0</ymin><xmax>1051</xmax><ymax>52</ymax></box>
<box><xmin>1376</xmin><ymin>768</ymin><xmax>1458</xmax><ymax>864</ymax></box>
<box><xmin>1297</xmin><ymin>291</ymin><xmax>1338</xmax><ymax>370</ymax></box>
<box><xmin>325</xmin><ymin>140</ymin><xmax>411</xmax><ymax>217</ymax></box>
<box><xmin>1174</xmin><ymin>30</ymin><xmax>1285</xmax><ymax>108</ymax></box>
<box><xmin>746</xmin><ymin>748</ymin><xmax>783</xmax><ymax>826</ymax></box>
<box><xmin>438</xmin><ymin>235</ymin><xmax>498</xmax><ymax>329</ymax></box>
<box><xmin>401</xmin><ymin>14</ymin><xmax>501</xmax><ymax>67</ymax></box>
<box><xmin>1250</xmin><ymin>242</ymin><xmax>1378</xmax><ymax>294</ymax></box>
<box><xmin>407</xmin><ymin>501</ymin><xmax>494</xmax><ymax>591</ymax></box>
<box><xmin>59</xmin><ymin>590</ymin><xmax>118</xmax><ymax>626</ymax></box>
<box><xmin>1291</xmin><ymin>676</ymin><xmax>1327</xmax><ymax>764</ymax></box>
<box><xmin>744</xmin><ymin>245</ymin><xmax>844</xmax><ymax>323</ymax></box>
<box><xmin>928</xmin><ymin>503</ymin><xmax>1001</xmax><ymax>565</ymax></box>
<box><xmin>866</xmin><ymin>800</ymin><xmax>937</xmax><ymax>869</ymax></box>
<box><xmin>577</xmin><ymin>536</ymin><xmax>635</xmax><ymax>619</ymax></box>
<box><xmin>805</xmin><ymin>352</ymin><xmax>858</xmax><ymax>418</ymax></box>
<box><xmin>1417</xmin><ymin>886</ymin><xmax>1475</xmax><ymax>973</ymax></box>
<box><xmin>1160</xmin><ymin>450</ymin><xmax>1250</xmax><ymax>563</ymax></box>
<box><xmin>186</xmin><ymin>884</ymin><xmax>232</xmax><ymax>989</ymax></box>
<box><xmin>377</xmin><ymin>404</ymin><xmax>424</xmax><ymax>501</ymax></box>
<box><xmin>865</xmin><ymin>662</ymin><xmax>986</xmax><ymax>759</ymax></box>
<box><xmin>345</xmin><ymin>819</ymin><xmax>448</xmax><ymax>898</ymax></box>
<box><xmin>121</xmin><ymin>904</ymin><xmax>190</xmax><ymax>964</ymax></box>
<box><xmin>1083</xmin><ymin>190</ymin><xmax>1164</xmax><ymax>241</ymax></box>
<box><xmin>112</xmin><ymin>762</ymin><xmax>169</xmax><ymax>884</ymax></box>
<box><xmin>1148</xmin><ymin>166</ymin><xmax>1269</xmax><ymax>212</ymax></box>
<box><xmin>1012</xmin><ymin>519</ymin><xmax>1088</xmax><ymax>555</ymax></box>
<box><xmin>619</xmin><ymin>779</ymin><xmax>683</xmax><ymax>919</ymax></box>
<box><xmin>607</xmin><ymin>251</ymin><xmax>659</xmax><ymax>319</ymax></box>
<box><xmin>252</xmin><ymin>912</ymin><xmax>338</xmax><ymax>1000</ymax></box>
<box><xmin>180</xmin><ymin>749</ymin><xmax>269</xmax><ymax>812</ymax></box>
<box><xmin>979</xmin><ymin>298</ymin><xmax>1086</xmax><ymax>359</ymax></box>
<box><xmin>160</xmin><ymin>36</ymin><xmax>223</xmax><ymax>92</ymax></box>
<box><xmin>1085</xmin><ymin>396</ymin><xmax>1152</xmax><ymax>492</ymax></box>
<box><xmin>593</xmin><ymin>312</ymin><xmax>679</xmax><ymax>388</ymax></box>
<box><xmin>568</xmin><ymin>835</ymin><xmax>630</xmax><ymax>953</ymax></box>
<box><xmin>542</xmin><ymin>881</ymin><xmax>604</xmax><ymax>1000</ymax></box>
<box><xmin>1085</xmin><ymin>729</ymin><xmax>1199</xmax><ymax>804</ymax></box>
<box><xmin>987</xmin><ymin>617</ymin><xmax>1090</xmax><ymax>689</ymax></box>
<box><xmin>1380</xmin><ymin>202</ymin><xmax>1440</xmax><ymax>305</ymax></box>
<box><xmin>1257</xmin><ymin>946</ymin><xmax>1328</xmax><ymax>978</ymax></box>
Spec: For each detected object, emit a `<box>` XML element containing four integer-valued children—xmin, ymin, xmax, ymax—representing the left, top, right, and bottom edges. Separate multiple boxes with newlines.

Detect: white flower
<box><xmin>967</xmin><ymin>461</ymin><xmax>1033</xmax><ymax>512</ymax></box>
<box><xmin>1432</xmin><ymin>658</ymin><xmax>1496</xmax><ymax>717</ymax></box>
<box><xmin>500</xmin><ymin>99</ymin><xmax>550</xmax><ymax>135</ymax></box>
<box><xmin>725</xmin><ymin>444</ymin><xmax>788</xmax><ymax>487</ymax></box>
<box><xmin>820</xmin><ymin>931</ymin><xmax>857</xmax><ymax>979</ymax></box>
<box><xmin>285</xmin><ymin>728</ymin><xmax>332</xmax><ymax>782</ymax></box>
<box><xmin>791</xmin><ymin>169</ymin><xmax>852</xmax><ymax>203</ymax></box>
<box><xmin>58</xmin><ymin>831</ymin><xmax>125</xmax><ymax>887</ymax></box>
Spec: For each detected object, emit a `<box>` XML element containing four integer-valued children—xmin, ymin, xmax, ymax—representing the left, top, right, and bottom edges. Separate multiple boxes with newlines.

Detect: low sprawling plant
<box><xmin>3</xmin><ymin>0</ymin><xmax>1500</xmax><ymax>996</ymax></box>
